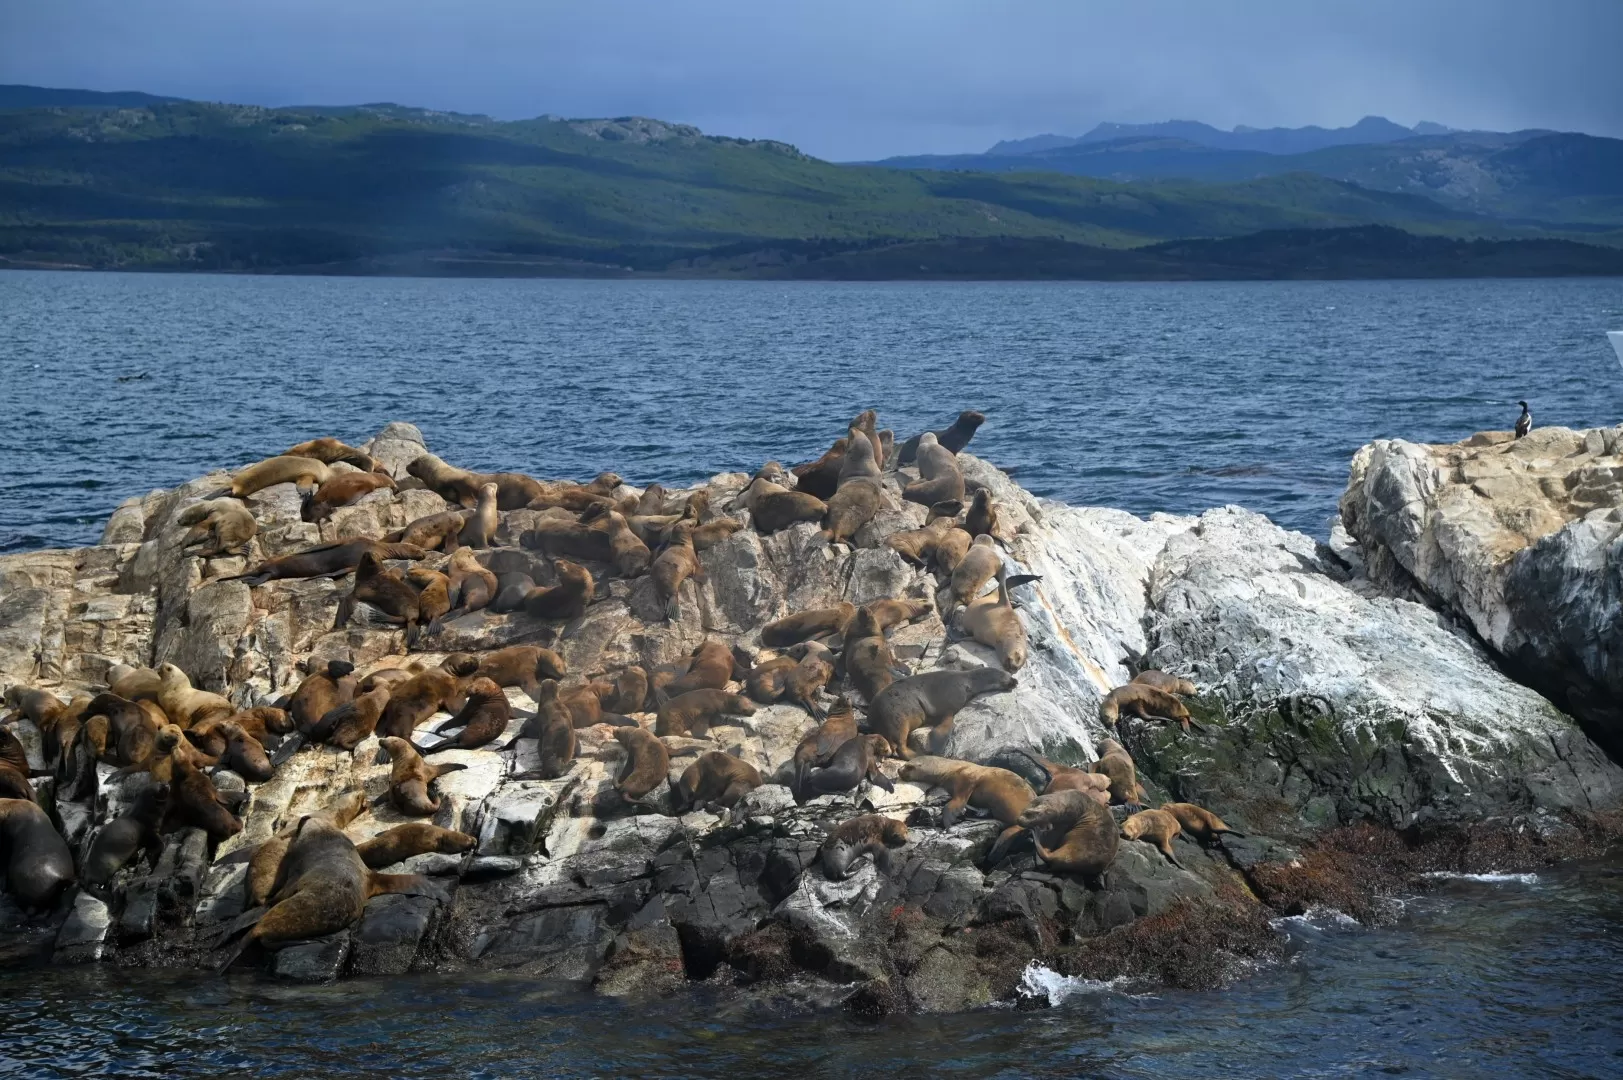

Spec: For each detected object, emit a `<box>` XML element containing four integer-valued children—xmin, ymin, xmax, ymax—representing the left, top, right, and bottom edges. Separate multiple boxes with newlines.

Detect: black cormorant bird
<box><xmin>1515</xmin><ymin>401</ymin><xmax>1532</xmax><ymax>438</ymax></box>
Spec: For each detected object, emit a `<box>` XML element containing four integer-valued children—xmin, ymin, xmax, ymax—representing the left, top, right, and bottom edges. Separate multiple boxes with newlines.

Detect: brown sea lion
<box><xmin>524</xmin><ymin>472</ymin><xmax>623</xmax><ymax>513</ymax></box>
<box><xmin>156</xmin><ymin>663</ymin><xmax>235</xmax><ymax>729</ymax></box>
<box><xmin>684</xmin><ymin>517</ymin><xmax>743</xmax><ymax>551</ymax></box>
<box><xmin>229</xmin><ymin>455</ymin><xmax>332</xmax><ymax>498</ymax></box>
<box><xmin>1132</xmin><ymin>670</ymin><xmax>1198</xmax><ymax>697</ymax></box>
<box><xmin>165</xmin><ymin>756</ymin><xmax>242</xmax><ymax>841</ymax></box>
<box><xmin>522</xmin><ymin>559</ymin><xmax>594</xmax><ymax>622</ymax></box>
<box><xmin>899</xmin><ymin>410</ymin><xmax>985</xmax><ymax>465</ymax></box>
<box><xmin>405</xmin><ymin>454</ymin><xmax>483</xmax><ymax>508</ymax></box>
<box><xmin>664</xmin><ymin>640</ymin><xmax>742</xmax><ymax>698</ymax></box>
<box><xmin>760</xmin><ymin>602</ymin><xmax>856</xmax><ymax>648</ymax></box>
<box><xmin>176</xmin><ymin>498</ymin><xmax>258</xmax><ymax>557</ymax></box>
<box><xmin>1018</xmin><ymin>788</ymin><xmax>1119</xmax><ymax>883</ymax></box>
<box><xmin>791</xmin><ymin>695</ymin><xmax>858</xmax><ymax>797</ymax></box>
<box><xmin>900</xmin><ymin>756</ymin><xmax>1033</xmax><ymax>864</ymax></box>
<box><xmin>850</xmin><ymin>410</ymin><xmax>885</xmax><ymax>474</ymax></box>
<box><xmin>309</xmin><ymin>686</ymin><xmax>392</xmax><ymax>751</ymax></box>
<box><xmin>456</xmin><ymin>482</ymin><xmax>500</xmax><ymax>549</ymax></box>
<box><xmin>1091</xmin><ymin>738</ymin><xmax>1147</xmax><ymax>807</ymax></box>
<box><xmin>651</xmin><ymin>521</ymin><xmax>704</xmax><ymax>621</ymax></box>
<box><xmin>578</xmin><ymin>506</ymin><xmax>651</xmax><ymax>576</ymax></box>
<box><xmin>290</xmin><ymin>659</ymin><xmax>358</xmax><ymax>735</ymax></box>
<box><xmin>244</xmin><ymin>791</ymin><xmax>369</xmax><ymax>909</ymax></box>
<box><xmin>792</xmin><ymin>437</ymin><xmax>848</xmax><ymax>501</ymax></box>
<box><xmin>0</xmin><ymin>798</ymin><xmax>75</xmax><ymax>910</ymax></box>
<box><xmin>82</xmin><ymin>781</ymin><xmax>169</xmax><ymax>888</ymax></box>
<box><xmin>1121</xmin><ymin>809</ymin><xmax>1185</xmax><ymax>869</ymax></box>
<box><xmin>801</xmin><ymin>733</ymin><xmax>893</xmax><ymax>803</ymax></box>
<box><xmin>487</xmin><ymin>571</ymin><xmax>536</xmax><ymax>614</ymax></box>
<box><xmin>378</xmin><ymin>736</ymin><xmax>467</xmax><ymax>816</ymax></box>
<box><xmin>406</xmin><ymin>566</ymin><xmax>452</xmax><ymax>631</ymax></box>
<box><xmin>885</xmin><ymin>517</ymin><xmax>957</xmax><ymax>567</ymax></box>
<box><xmin>653</xmin><ymin>688</ymin><xmax>756</xmax><ymax>738</ymax></box>
<box><xmin>475</xmin><ymin>646</ymin><xmax>568</xmax><ymax>702</ymax></box>
<box><xmin>1099</xmin><ymin>683</ymin><xmax>1193</xmax><ymax>732</ymax></box>
<box><xmin>821</xmin><ymin>814</ymin><xmax>908</xmax><ymax>881</ymax></box>
<box><xmin>556</xmin><ymin>681</ymin><xmax>633</xmax><ymax>729</ymax></box>
<box><xmin>902</xmin><ymin>432</ymin><xmax>966</xmax><ymax>507</ymax></box>
<box><xmin>742</xmin><ymin>654</ymin><xmax>798</xmax><ymax>704</ymax></box>
<box><xmin>612</xmin><ymin>725</ymin><xmax>671</xmax><ymax>810</ymax></box>
<box><xmin>597</xmin><ymin>666</ymin><xmax>648</xmax><ymax>714</ymax></box>
<box><xmin>783</xmin><ymin>640</ymin><xmax>836</xmax><ymax>718</ymax></box>
<box><xmin>866</xmin><ymin>597</ymin><xmax>934</xmax><ymax>635</ymax></box>
<box><xmin>357</xmin><ymin>664</ymin><xmax>422</xmax><ymax>695</ymax></box>
<box><xmin>80</xmin><ymin>692</ymin><xmax>161</xmax><ymax>766</ymax></box>
<box><xmin>732</xmin><ymin>468</ymin><xmax>828</xmax><ymax>535</ymax></box>
<box><xmin>842</xmin><ymin>606</ymin><xmax>905</xmax><ymax>705</ymax></box>
<box><xmin>378</xmin><ymin>662</ymin><xmax>475</xmax><ymax>741</ymax></box>
<box><xmin>355</xmin><ymin>823</ymin><xmax>476</xmax><ymax>869</ymax></box>
<box><xmin>283</xmin><ymin>437</ymin><xmax>379</xmax><ymax>471</ymax></box>
<box><xmin>934</xmin><ymin>527</ymin><xmax>973</xmax><ymax>574</ymax></box>
<box><xmin>226</xmin><ymin>539</ymin><xmax>426</xmax><ymax>587</ymax></box>
<box><xmin>444</xmin><ymin>546</ymin><xmax>499</xmax><ymax>617</ymax></box>
<box><xmin>822</xmin><ymin>477</ymin><xmax>882</xmax><ymax>547</ymax></box>
<box><xmin>388</xmin><ymin>509</ymin><xmax>473</xmax><ymax>553</ymax></box>
<box><xmin>965</xmin><ymin>488</ymin><xmax>999</xmax><ymax>541</ymax></box>
<box><xmin>334</xmin><ymin>552</ymin><xmax>424</xmax><ymax>643</ymax></box>
<box><xmin>422</xmin><ymin>678</ymin><xmax>511</xmax><ymax>752</ymax></box>
<box><xmin>673</xmin><ymin>751</ymin><xmax>762</xmax><ymax>814</ymax></box>
<box><xmin>1160</xmin><ymin>802</ymin><xmax>1245</xmax><ymax>842</ymax></box>
<box><xmin>959</xmin><ymin>569</ymin><xmax>1040</xmax><ymax>671</ymax></box>
<box><xmin>869</xmin><ymin>666</ymin><xmax>1017</xmax><ymax>759</ymax></box>
<box><xmin>304</xmin><ymin>471</ymin><xmax>396</xmax><ymax>522</ymax></box>
<box><xmin>948</xmin><ymin>534</ymin><xmax>1002</xmax><ymax>608</ymax></box>
<box><xmin>112</xmin><ymin>723</ymin><xmax>209</xmax><ymax>782</ymax></box>
<box><xmin>1033</xmin><ymin>756</ymin><xmax>1112</xmax><ymax>804</ymax></box>
<box><xmin>500</xmin><ymin>681</ymin><xmax>576</xmax><ymax>778</ymax></box>
<box><xmin>635</xmin><ymin>484</ymin><xmax>668</xmax><ymax>516</ymax></box>
<box><xmin>0</xmin><ymin>727</ymin><xmax>36</xmax><ymax>802</ymax></box>
<box><xmin>105</xmin><ymin>666</ymin><xmax>161</xmax><ymax>702</ymax></box>
<box><xmin>187</xmin><ymin>717</ymin><xmax>272</xmax><ymax>781</ymax></box>
<box><xmin>836</xmin><ymin>421</ymin><xmax>882</xmax><ymax>489</ymax></box>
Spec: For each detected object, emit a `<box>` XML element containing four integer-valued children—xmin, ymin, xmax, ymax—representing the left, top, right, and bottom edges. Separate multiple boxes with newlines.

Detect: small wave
<box><xmin>1271</xmin><ymin>906</ymin><xmax>1361</xmax><ymax>931</ymax></box>
<box><xmin>1420</xmin><ymin>871</ymin><xmax>1539</xmax><ymax>884</ymax></box>
<box><xmin>1015</xmin><ymin>962</ymin><xmax>1130</xmax><ymax>1006</ymax></box>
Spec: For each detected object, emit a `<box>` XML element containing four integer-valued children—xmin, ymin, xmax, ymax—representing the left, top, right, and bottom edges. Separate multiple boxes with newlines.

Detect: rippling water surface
<box><xmin>4</xmin><ymin>271</ymin><xmax>1622</xmax><ymax>551</ymax></box>
<box><xmin>2</xmin><ymin>861</ymin><xmax>1620</xmax><ymax>1077</ymax></box>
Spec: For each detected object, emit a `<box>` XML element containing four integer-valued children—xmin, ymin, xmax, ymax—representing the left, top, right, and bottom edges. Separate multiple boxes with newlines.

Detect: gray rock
<box><xmin>274</xmin><ymin>933</ymin><xmax>352</xmax><ymax>982</ymax></box>
<box><xmin>348</xmin><ymin>894</ymin><xmax>438</xmax><ymax>976</ymax></box>
<box><xmin>54</xmin><ymin>892</ymin><xmax>112</xmax><ymax>964</ymax></box>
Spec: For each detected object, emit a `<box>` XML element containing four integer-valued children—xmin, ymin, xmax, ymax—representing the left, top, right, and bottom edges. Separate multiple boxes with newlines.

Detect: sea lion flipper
<box><xmin>432</xmin><ymin>762</ymin><xmax>468</xmax><ymax>779</ymax></box>
<box><xmin>1003</xmin><ymin>574</ymin><xmax>1042</xmax><ymax>590</ymax></box>
<box><xmin>368</xmin><ymin>872</ymin><xmax>451</xmax><ymax>904</ymax></box>
<box><xmin>269</xmin><ymin>732</ymin><xmax>305</xmax><ymax>768</ymax></box>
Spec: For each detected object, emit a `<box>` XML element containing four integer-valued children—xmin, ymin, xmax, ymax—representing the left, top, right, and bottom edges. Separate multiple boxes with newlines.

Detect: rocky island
<box><xmin>1</xmin><ymin>418</ymin><xmax>1619</xmax><ymax>1013</ymax></box>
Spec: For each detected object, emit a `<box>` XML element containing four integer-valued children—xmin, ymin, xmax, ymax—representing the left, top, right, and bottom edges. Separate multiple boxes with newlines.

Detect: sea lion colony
<box><xmin>0</xmin><ymin>413</ymin><xmax>1222</xmax><ymax>968</ymax></box>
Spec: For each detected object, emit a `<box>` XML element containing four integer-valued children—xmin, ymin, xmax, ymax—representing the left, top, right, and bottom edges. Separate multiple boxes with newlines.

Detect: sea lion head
<box><xmin>956</xmin><ymin>410</ymin><xmax>987</xmax><ymax>432</ymax></box>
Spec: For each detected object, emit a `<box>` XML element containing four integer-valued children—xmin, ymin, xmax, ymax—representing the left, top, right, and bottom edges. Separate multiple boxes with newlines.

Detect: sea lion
<box><xmin>760</xmin><ymin>602</ymin><xmax>857</xmax><ymax>648</ymax></box>
<box><xmin>444</xmin><ymin>546</ymin><xmax>499</xmax><ymax>617</ymax></box>
<box><xmin>308</xmin><ymin>686</ymin><xmax>392</xmax><ymax>751</ymax></box>
<box><xmin>406</xmin><ymin>566</ymin><xmax>452</xmax><ymax>631</ymax></box>
<box><xmin>290</xmin><ymin>659</ymin><xmax>357</xmax><ymax>735</ymax></box>
<box><xmin>405</xmin><ymin>454</ymin><xmax>488</xmax><ymax>508</ymax></box>
<box><xmin>355</xmin><ymin>823</ymin><xmax>476</xmax><ymax>869</ymax></box>
<box><xmin>176</xmin><ymin>498</ymin><xmax>258</xmax><ymax>557</ymax></box>
<box><xmin>82</xmin><ymin>781</ymin><xmax>169</xmax><ymax>888</ymax></box>
<box><xmin>357</xmin><ymin>664</ymin><xmax>422</xmax><ymax>695</ymax></box>
<box><xmin>673</xmin><ymin>751</ymin><xmax>762</xmax><ymax>814</ymax></box>
<box><xmin>1099</xmin><ymin>683</ymin><xmax>1193</xmax><ymax>732</ymax></box>
<box><xmin>557</xmin><ymin>681</ymin><xmax>633</xmax><ymax>729</ymax></box>
<box><xmin>1090</xmin><ymin>738</ymin><xmax>1146</xmax><ymax>808</ymax></box>
<box><xmin>156</xmin><ymin>663</ymin><xmax>235</xmax><ymax>728</ymax></box>
<box><xmin>1018</xmin><ymin>788</ymin><xmax>1119</xmax><ymax>884</ymax></box>
<box><xmin>580</xmin><ymin>506</ymin><xmax>651</xmax><ymax>576</ymax></box>
<box><xmin>282</xmin><ymin>437</ymin><xmax>379</xmax><ymax>471</ymax></box>
<box><xmin>903</xmin><ymin>433</ymin><xmax>966</xmax><ymax>507</ymax></box>
<box><xmin>80</xmin><ymin>692</ymin><xmax>162</xmax><ymax>766</ymax></box>
<box><xmin>899</xmin><ymin>756</ymin><xmax>1033</xmax><ymax>865</ymax></box>
<box><xmin>948</xmin><ymin>534</ymin><xmax>1002</xmax><ymax>608</ymax></box>
<box><xmin>598</xmin><ymin>666</ymin><xmax>649</xmax><ymax>714</ymax></box>
<box><xmin>243</xmin><ymin>791</ymin><xmax>369</xmax><ymax>909</ymax></box>
<box><xmin>475</xmin><ymin>646</ymin><xmax>568</xmax><ymax>702</ymax></box>
<box><xmin>458</xmin><ymin>483</ymin><xmax>500</xmax><ymax>548</ymax></box>
<box><xmin>899</xmin><ymin>410</ymin><xmax>985</xmax><ymax>465</ymax></box>
<box><xmin>653</xmin><ymin>688</ymin><xmax>756</xmax><ymax>738</ymax></box>
<box><xmin>792</xmin><ymin>437</ymin><xmax>848</xmax><ymax>501</ymax></box>
<box><xmin>226</xmin><ymin>539</ymin><xmax>426</xmax><ymax>587</ymax></box>
<box><xmin>524</xmin><ymin>472</ymin><xmax>624</xmax><ymax>513</ymax></box>
<box><xmin>377</xmin><ymin>661</ymin><xmax>474</xmax><ymax>741</ymax></box>
<box><xmin>791</xmin><ymin>695</ymin><xmax>858</xmax><ymax>797</ymax></box>
<box><xmin>933</xmin><ymin>527</ymin><xmax>973</xmax><ymax>574</ymax></box>
<box><xmin>1132</xmin><ymin>670</ymin><xmax>1197</xmax><ymax>697</ymax></box>
<box><xmin>303</xmin><ymin>471</ymin><xmax>396</xmax><ymax>522</ymax></box>
<box><xmin>965</xmin><ymin>489</ymin><xmax>999</xmax><ymax>541</ymax></box>
<box><xmin>422</xmin><ymin>678</ymin><xmax>511</xmax><ymax>752</ymax></box>
<box><xmin>0</xmin><ymin>728</ymin><xmax>35</xmax><ymax>802</ymax></box>
<box><xmin>869</xmin><ymin>666</ymin><xmax>1016</xmax><ymax>759</ymax></box>
<box><xmin>106</xmin><ymin>665</ymin><xmax>161</xmax><ymax>702</ymax></box>
<box><xmin>959</xmin><ymin>569</ymin><xmax>1040</xmax><ymax>671</ymax></box>
<box><xmin>522</xmin><ymin>559</ymin><xmax>595</xmax><ymax>621</ymax></box>
<box><xmin>500</xmin><ymin>681</ymin><xmax>576</xmax><ymax>777</ymax></box>
<box><xmin>782</xmin><ymin>640</ymin><xmax>836</xmax><ymax>718</ymax></box>
<box><xmin>112</xmin><ymin>723</ymin><xmax>209</xmax><ymax>782</ymax></box>
<box><xmin>664</xmin><ymin>639</ymin><xmax>742</xmax><ymax>698</ymax></box>
<box><xmin>1160</xmin><ymin>802</ymin><xmax>1245</xmax><ymax>842</ymax></box>
<box><xmin>0</xmin><ymin>798</ymin><xmax>75</xmax><ymax>910</ymax></box>
<box><xmin>732</xmin><ymin>467</ymin><xmax>828</xmax><ymax>535</ymax></box>
<box><xmin>635</xmin><ymin>484</ymin><xmax>668</xmax><ymax>516</ymax></box>
<box><xmin>220</xmin><ymin>794</ymin><xmax>447</xmax><ymax>962</ymax></box>
<box><xmin>188</xmin><ymin>717</ymin><xmax>273</xmax><ymax>781</ymax></box>
<box><xmin>851</xmin><ymin>410</ymin><xmax>885</xmax><ymax>471</ymax></box>
<box><xmin>229</xmin><ymin>455</ymin><xmax>332</xmax><ymax>498</ymax></box>
<box><xmin>822</xmin><ymin>478</ymin><xmax>882</xmax><ymax>546</ymax></box>
<box><xmin>801</xmin><ymin>733</ymin><xmax>894</xmax><ymax>803</ymax></box>
<box><xmin>612</xmin><ymin>725</ymin><xmax>671</xmax><ymax>810</ymax></box>
<box><xmin>842</xmin><ymin>606</ymin><xmax>906</xmax><ymax>704</ymax></box>
<box><xmin>388</xmin><ymin>509</ymin><xmax>472</xmax><ymax>553</ymax></box>
<box><xmin>836</xmin><ymin>421</ymin><xmax>882</xmax><ymax>489</ymax></box>
<box><xmin>684</xmin><ymin>517</ymin><xmax>743</xmax><ymax>551</ymax></box>
<box><xmin>1121</xmin><ymin>809</ymin><xmax>1185</xmax><ymax>869</ymax></box>
<box><xmin>1032</xmin><ymin>757</ymin><xmax>1112</xmax><ymax>803</ymax></box>
<box><xmin>743</xmin><ymin>654</ymin><xmax>799</xmax><ymax>705</ymax></box>
<box><xmin>885</xmin><ymin>517</ymin><xmax>958</xmax><ymax>567</ymax></box>
<box><xmin>487</xmin><ymin>571</ymin><xmax>536</xmax><ymax>614</ymax></box>
<box><xmin>651</xmin><ymin>521</ymin><xmax>704</xmax><ymax>621</ymax></box>
<box><xmin>377</xmin><ymin>736</ymin><xmax>467</xmax><ymax>816</ymax></box>
<box><xmin>164</xmin><ymin>756</ymin><xmax>243</xmax><ymax>841</ymax></box>
<box><xmin>866</xmin><ymin>597</ymin><xmax>934</xmax><ymax>635</ymax></box>
<box><xmin>333</xmin><ymin>552</ymin><xmax>424</xmax><ymax>644</ymax></box>
<box><xmin>821</xmin><ymin>814</ymin><xmax>908</xmax><ymax>881</ymax></box>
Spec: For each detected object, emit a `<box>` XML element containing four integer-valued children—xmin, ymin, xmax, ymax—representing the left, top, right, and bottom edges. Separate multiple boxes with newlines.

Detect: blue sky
<box><xmin>3</xmin><ymin>0</ymin><xmax>1618</xmax><ymax>159</ymax></box>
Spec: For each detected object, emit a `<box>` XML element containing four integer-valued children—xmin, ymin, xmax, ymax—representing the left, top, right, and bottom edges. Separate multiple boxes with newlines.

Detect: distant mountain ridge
<box><xmin>987</xmin><ymin>115</ymin><xmax>1476</xmax><ymax>157</ymax></box>
<box><xmin>0</xmin><ymin>84</ymin><xmax>185</xmax><ymax>109</ymax></box>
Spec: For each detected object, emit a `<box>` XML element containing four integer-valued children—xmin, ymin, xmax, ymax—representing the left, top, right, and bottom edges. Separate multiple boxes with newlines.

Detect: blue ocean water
<box><xmin>3</xmin><ymin>271</ymin><xmax>1621</xmax><ymax>552</ymax></box>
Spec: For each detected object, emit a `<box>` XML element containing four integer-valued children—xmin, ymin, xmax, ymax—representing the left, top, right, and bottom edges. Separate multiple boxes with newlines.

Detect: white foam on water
<box><xmin>1421</xmin><ymin>871</ymin><xmax>1539</xmax><ymax>885</ymax></box>
<box><xmin>1015</xmin><ymin>962</ymin><xmax>1132</xmax><ymax>1007</ymax></box>
<box><xmin>1270</xmin><ymin>905</ymin><xmax>1361</xmax><ymax>932</ymax></box>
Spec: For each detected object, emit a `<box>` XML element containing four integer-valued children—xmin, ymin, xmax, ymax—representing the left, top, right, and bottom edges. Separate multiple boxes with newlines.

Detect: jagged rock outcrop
<box><xmin>0</xmin><ymin>422</ymin><xmax>1618</xmax><ymax>1010</ymax></box>
<box><xmin>1340</xmin><ymin>425</ymin><xmax>1623</xmax><ymax>757</ymax></box>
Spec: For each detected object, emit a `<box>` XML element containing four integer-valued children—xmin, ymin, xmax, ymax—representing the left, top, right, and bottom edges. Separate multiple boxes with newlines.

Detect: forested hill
<box><xmin>0</xmin><ymin>96</ymin><xmax>1618</xmax><ymax>278</ymax></box>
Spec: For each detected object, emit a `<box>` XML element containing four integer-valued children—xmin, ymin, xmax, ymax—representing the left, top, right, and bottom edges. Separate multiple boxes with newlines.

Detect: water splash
<box><xmin>1015</xmin><ymin>962</ymin><xmax>1130</xmax><ymax>1006</ymax></box>
<box><xmin>1421</xmin><ymin>871</ymin><xmax>1540</xmax><ymax>885</ymax></box>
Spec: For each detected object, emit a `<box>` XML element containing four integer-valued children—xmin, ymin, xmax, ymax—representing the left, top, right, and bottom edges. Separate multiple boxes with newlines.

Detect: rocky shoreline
<box><xmin>1</xmin><ymin>420</ymin><xmax>1619</xmax><ymax>1012</ymax></box>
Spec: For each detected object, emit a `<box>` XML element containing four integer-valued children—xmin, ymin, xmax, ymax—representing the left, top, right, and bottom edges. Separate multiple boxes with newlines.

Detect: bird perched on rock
<box><xmin>1515</xmin><ymin>400</ymin><xmax>1532</xmax><ymax>439</ymax></box>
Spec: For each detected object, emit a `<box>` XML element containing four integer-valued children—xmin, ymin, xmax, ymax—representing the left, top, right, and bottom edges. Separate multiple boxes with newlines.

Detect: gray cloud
<box><xmin>3</xmin><ymin>0</ymin><xmax>1618</xmax><ymax>159</ymax></box>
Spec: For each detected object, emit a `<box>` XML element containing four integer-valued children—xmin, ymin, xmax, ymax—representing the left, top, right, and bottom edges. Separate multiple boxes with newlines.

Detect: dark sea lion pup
<box><xmin>82</xmin><ymin>781</ymin><xmax>170</xmax><ymax>889</ymax></box>
<box><xmin>899</xmin><ymin>410</ymin><xmax>986</xmax><ymax>465</ymax></box>
<box><xmin>868</xmin><ymin>666</ymin><xmax>1017</xmax><ymax>759</ymax></box>
<box><xmin>821</xmin><ymin>814</ymin><xmax>909</xmax><ymax>881</ymax></box>
<box><xmin>0</xmin><ymin>797</ymin><xmax>76</xmax><ymax>911</ymax></box>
